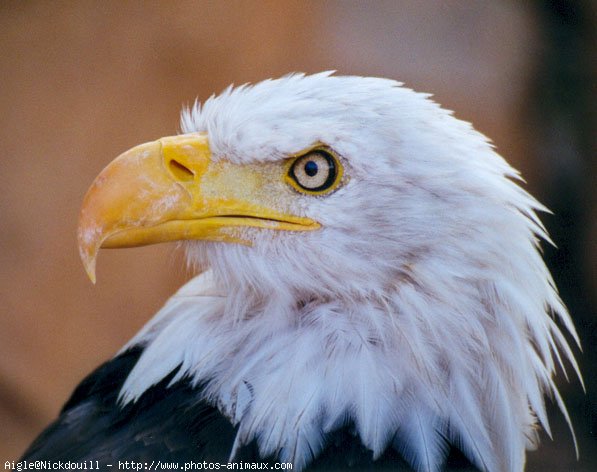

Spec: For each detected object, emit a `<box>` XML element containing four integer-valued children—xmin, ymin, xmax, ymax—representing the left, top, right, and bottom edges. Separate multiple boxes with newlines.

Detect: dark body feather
<box><xmin>22</xmin><ymin>348</ymin><xmax>476</xmax><ymax>471</ymax></box>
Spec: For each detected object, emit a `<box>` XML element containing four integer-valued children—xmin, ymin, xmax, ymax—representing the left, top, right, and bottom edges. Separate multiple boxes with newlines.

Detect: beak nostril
<box><xmin>168</xmin><ymin>159</ymin><xmax>195</xmax><ymax>182</ymax></box>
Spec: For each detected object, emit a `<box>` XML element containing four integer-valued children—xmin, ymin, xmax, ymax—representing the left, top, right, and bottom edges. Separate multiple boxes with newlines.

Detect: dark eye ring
<box><xmin>286</xmin><ymin>149</ymin><xmax>342</xmax><ymax>194</ymax></box>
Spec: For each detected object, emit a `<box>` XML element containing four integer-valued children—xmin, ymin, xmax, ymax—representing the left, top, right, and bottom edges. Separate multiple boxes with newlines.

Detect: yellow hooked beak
<box><xmin>77</xmin><ymin>133</ymin><xmax>320</xmax><ymax>283</ymax></box>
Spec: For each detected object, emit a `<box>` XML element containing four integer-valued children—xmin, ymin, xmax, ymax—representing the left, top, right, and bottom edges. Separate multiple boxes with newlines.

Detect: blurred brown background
<box><xmin>1</xmin><ymin>1</ymin><xmax>595</xmax><ymax>469</ymax></box>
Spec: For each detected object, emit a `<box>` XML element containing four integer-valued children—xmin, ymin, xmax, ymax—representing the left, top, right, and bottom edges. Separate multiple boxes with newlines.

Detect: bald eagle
<box><xmin>23</xmin><ymin>73</ymin><xmax>580</xmax><ymax>471</ymax></box>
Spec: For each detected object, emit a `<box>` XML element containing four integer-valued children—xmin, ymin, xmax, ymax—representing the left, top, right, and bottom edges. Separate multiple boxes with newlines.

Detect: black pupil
<box><xmin>304</xmin><ymin>160</ymin><xmax>318</xmax><ymax>176</ymax></box>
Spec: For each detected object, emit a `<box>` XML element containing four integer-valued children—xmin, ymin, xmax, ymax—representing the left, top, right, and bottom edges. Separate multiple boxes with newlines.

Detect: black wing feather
<box><xmin>22</xmin><ymin>347</ymin><xmax>237</xmax><ymax>463</ymax></box>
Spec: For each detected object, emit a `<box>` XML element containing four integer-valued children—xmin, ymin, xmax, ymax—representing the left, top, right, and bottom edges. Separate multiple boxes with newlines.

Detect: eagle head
<box><xmin>77</xmin><ymin>72</ymin><xmax>580</xmax><ymax>471</ymax></box>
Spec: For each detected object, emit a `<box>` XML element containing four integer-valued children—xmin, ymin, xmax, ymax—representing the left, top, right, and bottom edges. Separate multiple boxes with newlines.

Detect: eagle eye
<box><xmin>286</xmin><ymin>149</ymin><xmax>342</xmax><ymax>195</ymax></box>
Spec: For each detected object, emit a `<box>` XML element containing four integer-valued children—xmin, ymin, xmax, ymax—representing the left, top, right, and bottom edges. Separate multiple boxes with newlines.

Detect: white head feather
<box><xmin>119</xmin><ymin>72</ymin><xmax>580</xmax><ymax>472</ymax></box>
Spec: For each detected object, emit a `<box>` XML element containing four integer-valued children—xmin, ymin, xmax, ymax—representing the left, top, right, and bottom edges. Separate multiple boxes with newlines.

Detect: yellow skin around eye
<box><xmin>284</xmin><ymin>147</ymin><xmax>344</xmax><ymax>196</ymax></box>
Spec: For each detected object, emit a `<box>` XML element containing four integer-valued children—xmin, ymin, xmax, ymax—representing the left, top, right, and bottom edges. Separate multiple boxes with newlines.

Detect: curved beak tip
<box><xmin>79</xmin><ymin>246</ymin><xmax>98</xmax><ymax>284</ymax></box>
<box><xmin>85</xmin><ymin>263</ymin><xmax>97</xmax><ymax>285</ymax></box>
<box><xmin>77</xmin><ymin>224</ymin><xmax>100</xmax><ymax>284</ymax></box>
